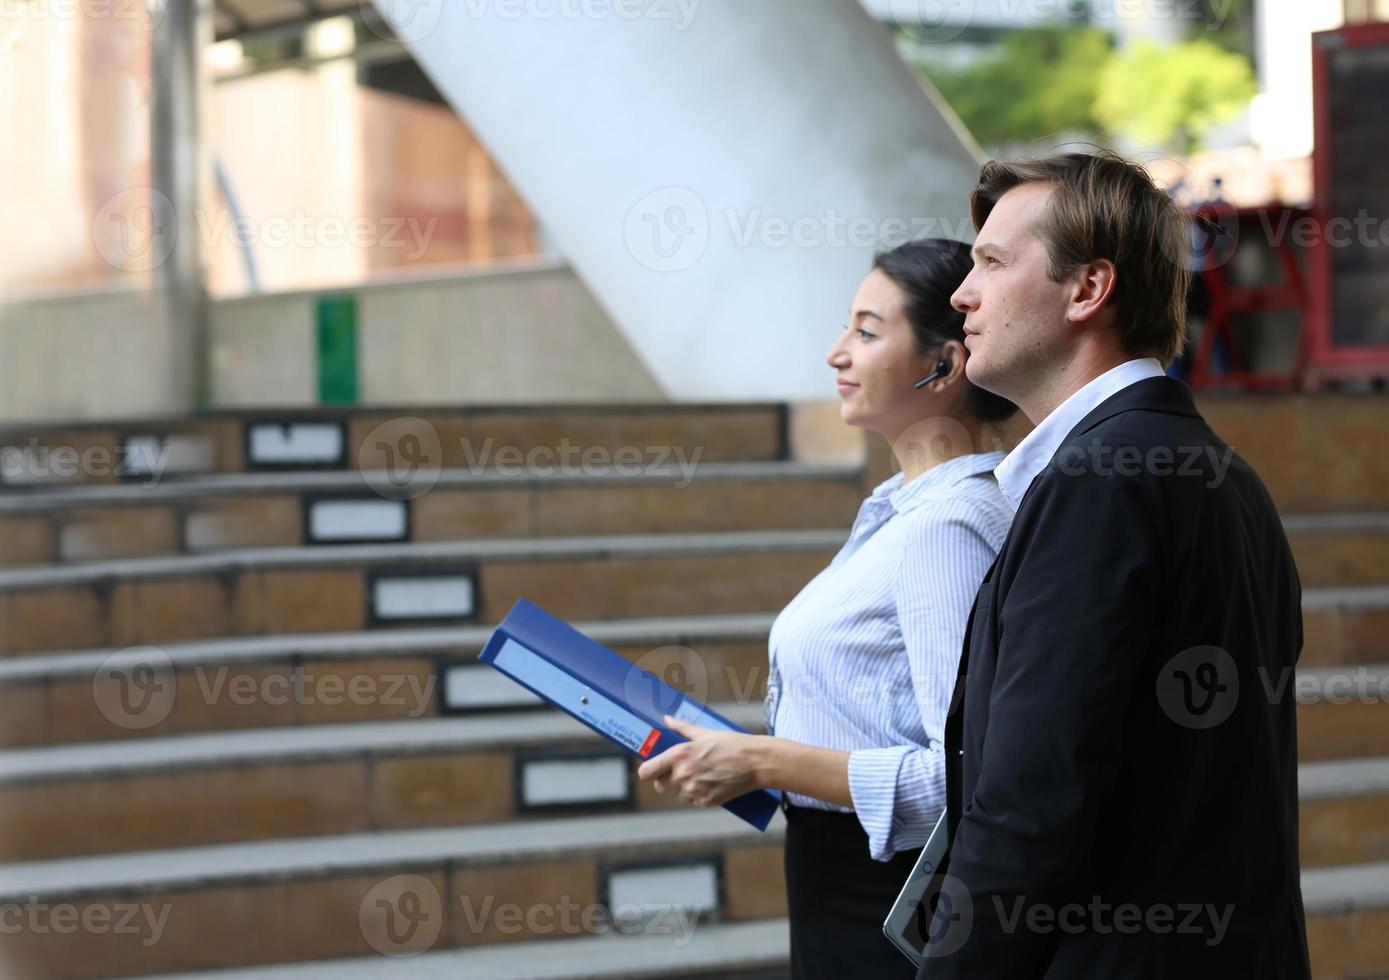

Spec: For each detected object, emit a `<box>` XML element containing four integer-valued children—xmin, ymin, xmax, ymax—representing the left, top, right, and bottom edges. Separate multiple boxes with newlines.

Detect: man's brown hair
<box><xmin>969</xmin><ymin>152</ymin><xmax>1191</xmax><ymax>366</ymax></box>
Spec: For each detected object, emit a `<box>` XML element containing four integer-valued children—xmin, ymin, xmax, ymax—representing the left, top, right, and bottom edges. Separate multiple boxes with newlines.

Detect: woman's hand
<box><xmin>636</xmin><ymin>715</ymin><xmax>767</xmax><ymax>808</ymax></box>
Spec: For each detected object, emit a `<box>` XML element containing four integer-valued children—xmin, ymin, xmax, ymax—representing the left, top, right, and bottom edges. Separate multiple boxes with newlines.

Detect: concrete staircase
<box><xmin>0</xmin><ymin>397</ymin><xmax>1386</xmax><ymax>979</ymax></box>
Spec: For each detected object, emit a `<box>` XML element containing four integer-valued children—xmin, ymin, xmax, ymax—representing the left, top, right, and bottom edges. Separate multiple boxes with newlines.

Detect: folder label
<box><xmin>493</xmin><ymin>638</ymin><xmax>660</xmax><ymax>756</ymax></box>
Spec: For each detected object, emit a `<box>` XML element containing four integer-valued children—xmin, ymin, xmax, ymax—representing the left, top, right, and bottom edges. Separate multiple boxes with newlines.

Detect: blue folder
<box><xmin>478</xmin><ymin>598</ymin><xmax>782</xmax><ymax>831</ymax></box>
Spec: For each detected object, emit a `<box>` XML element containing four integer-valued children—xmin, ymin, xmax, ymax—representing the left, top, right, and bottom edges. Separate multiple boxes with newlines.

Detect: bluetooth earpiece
<box><xmin>914</xmin><ymin>358</ymin><xmax>951</xmax><ymax>389</ymax></box>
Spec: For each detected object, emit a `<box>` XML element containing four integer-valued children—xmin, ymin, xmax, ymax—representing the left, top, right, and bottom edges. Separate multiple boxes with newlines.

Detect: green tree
<box><xmin>911</xmin><ymin>27</ymin><xmax>1114</xmax><ymax>150</ymax></box>
<box><xmin>1093</xmin><ymin>38</ymin><xmax>1258</xmax><ymax>154</ymax></box>
<box><xmin>1195</xmin><ymin>0</ymin><xmax>1256</xmax><ymax>62</ymax></box>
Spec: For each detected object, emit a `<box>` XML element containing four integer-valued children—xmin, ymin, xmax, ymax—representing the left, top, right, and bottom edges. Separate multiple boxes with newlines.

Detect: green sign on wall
<box><xmin>316</xmin><ymin>294</ymin><xmax>358</xmax><ymax>405</ymax></box>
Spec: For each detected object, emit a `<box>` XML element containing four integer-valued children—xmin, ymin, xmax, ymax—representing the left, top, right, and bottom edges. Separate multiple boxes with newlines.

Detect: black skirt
<box><xmin>782</xmin><ymin>800</ymin><xmax>923</xmax><ymax>980</ymax></box>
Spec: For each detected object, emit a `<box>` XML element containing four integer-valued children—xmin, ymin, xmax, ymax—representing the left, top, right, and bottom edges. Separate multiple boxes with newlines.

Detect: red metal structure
<box><xmin>1188</xmin><ymin>201</ymin><xmax>1313</xmax><ymax>390</ymax></box>
<box><xmin>1305</xmin><ymin>20</ymin><xmax>1389</xmax><ymax>387</ymax></box>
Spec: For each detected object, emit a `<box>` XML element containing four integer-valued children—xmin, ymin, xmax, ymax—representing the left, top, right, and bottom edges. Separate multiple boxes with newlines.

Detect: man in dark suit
<box><xmin>918</xmin><ymin>153</ymin><xmax>1311</xmax><ymax>978</ymax></box>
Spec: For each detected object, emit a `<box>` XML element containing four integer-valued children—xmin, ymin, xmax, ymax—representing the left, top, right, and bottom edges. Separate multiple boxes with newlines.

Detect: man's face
<box><xmin>950</xmin><ymin>182</ymin><xmax>1076</xmax><ymax>406</ymax></box>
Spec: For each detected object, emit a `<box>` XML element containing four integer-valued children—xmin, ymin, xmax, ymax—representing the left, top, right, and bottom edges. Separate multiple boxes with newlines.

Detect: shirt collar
<box><xmin>994</xmin><ymin>357</ymin><xmax>1166</xmax><ymax>512</ymax></box>
<box><xmin>868</xmin><ymin>451</ymin><xmax>1007</xmax><ymax>515</ymax></box>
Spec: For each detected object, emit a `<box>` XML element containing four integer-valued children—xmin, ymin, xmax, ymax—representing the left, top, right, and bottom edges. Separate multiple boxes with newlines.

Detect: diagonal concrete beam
<box><xmin>371</xmin><ymin>0</ymin><xmax>982</xmax><ymax>401</ymax></box>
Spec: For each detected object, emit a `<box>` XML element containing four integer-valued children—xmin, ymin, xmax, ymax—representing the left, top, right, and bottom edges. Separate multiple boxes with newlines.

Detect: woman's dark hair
<box><xmin>872</xmin><ymin>238</ymin><xmax>1018</xmax><ymax>424</ymax></box>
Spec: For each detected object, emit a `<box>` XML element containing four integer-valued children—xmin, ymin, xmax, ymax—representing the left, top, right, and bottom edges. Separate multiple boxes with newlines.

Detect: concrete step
<box><xmin>1302</xmin><ymin>861</ymin><xmax>1389</xmax><ymax>980</ymax></box>
<box><xmin>0</xmin><ymin>531</ymin><xmax>1381</xmax><ymax>660</ymax></box>
<box><xmin>1295</xmin><ymin>664</ymin><xmax>1389</xmax><ymax>762</ymax></box>
<box><xmin>0</xmin><ymin>703</ymin><xmax>766</xmax><ymax>861</ymax></box>
<box><xmin>0</xmin><ymin>808</ymin><xmax>789</xmax><ymax>977</ymax></box>
<box><xmin>0</xmin><ymin>614</ymin><xmax>775</xmax><ymax>747</ymax></box>
<box><xmin>0</xmin><ymin>461</ymin><xmax>864</xmax><ymax>566</ymax></box>
<box><xmin>1</xmin><ymin>622</ymin><xmax>1383</xmax><ymax>751</ymax></box>
<box><xmin>1302</xmin><ymin>586</ymin><xmax>1389</xmax><ymax>669</ymax></box>
<box><xmin>0</xmin><ymin>530</ymin><xmax>846</xmax><ymax>654</ymax></box>
<box><xmin>1285</xmin><ymin>513</ymin><xmax>1389</xmax><ymax>590</ymax></box>
<box><xmin>136</xmin><ymin>919</ymin><xmax>793</xmax><ymax>980</ymax></box>
<box><xmin>1301</xmin><ymin>757</ymin><xmax>1389</xmax><ymax>868</ymax></box>
<box><xmin>0</xmin><ymin>690</ymin><xmax>1380</xmax><ymax>863</ymax></box>
<box><xmin>0</xmin><ymin>404</ymin><xmax>792</xmax><ymax>489</ymax></box>
<box><xmin>0</xmin><ymin>829</ymin><xmax>1381</xmax><ymax>978</ymax></box>
<box><xmin>2</xmin><ymin>600</ymin><xmax>1385</xmax><ymax>746</ymax></box>
<box><xmin>119</xmin><ymin>887</ymin><xmax>1389</xmax><ymax>980</ymax></box>
<box><xmin>3</xmin><ymin>470</ymin><xmax>1380</xmax><ymax>593</ymax></box>
<box><xmin>139</xmin><ymin>916</ymin><xmax>794</xmax><ymax>977</ymax></box>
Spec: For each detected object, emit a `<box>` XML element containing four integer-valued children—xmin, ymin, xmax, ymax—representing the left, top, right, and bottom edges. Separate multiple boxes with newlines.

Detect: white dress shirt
<box><xmin>994</xmin><ymin>357</ymin><xmax>1166</xmax><ymax>512</ymax></box>
<box><xmin>765</xmin><ymin>451</ymin><xmax>1012</xmax><ymax>860</ymax></box>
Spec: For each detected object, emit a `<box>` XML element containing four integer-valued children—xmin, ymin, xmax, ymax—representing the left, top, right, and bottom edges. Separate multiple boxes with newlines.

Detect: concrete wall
<box><xmin>0</xmin><ymin>288</ymin><xmax>180</xmax><ymax>423</ymax></box>
<box><xmin>0</xmin><ymin>260</ymin><xmax>663</xmax><ymax>424</ymax></box>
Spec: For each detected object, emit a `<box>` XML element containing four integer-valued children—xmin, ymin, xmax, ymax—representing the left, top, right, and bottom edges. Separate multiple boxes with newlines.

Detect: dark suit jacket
<box><xmin>919</xmin><ymin>377</ymin><xmax>1311</xmax><ymax>979</ymax></box>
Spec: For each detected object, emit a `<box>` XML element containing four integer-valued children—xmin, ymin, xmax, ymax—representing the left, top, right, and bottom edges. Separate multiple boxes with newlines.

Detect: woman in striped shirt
<box><xmin>637</xmin><ymin>238</ymin><xmax>1019</xmax><ymax>978</ymax></box>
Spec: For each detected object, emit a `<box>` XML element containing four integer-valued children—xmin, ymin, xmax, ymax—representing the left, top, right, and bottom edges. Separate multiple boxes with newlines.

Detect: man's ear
<box><xmin>1066</xmin><ymin>258</ymin><xmax>1118</xmax><ymax>324</ymax></box>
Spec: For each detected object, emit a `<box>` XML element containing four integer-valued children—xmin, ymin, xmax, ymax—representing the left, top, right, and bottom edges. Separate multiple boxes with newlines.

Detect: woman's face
<box><xmin>826</xmin><ymin>269</ymin><xmax>940</xmax><ymax>436</ymax></box>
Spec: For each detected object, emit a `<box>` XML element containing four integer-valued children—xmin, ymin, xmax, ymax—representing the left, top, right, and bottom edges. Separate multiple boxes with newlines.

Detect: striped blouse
<box><xmin>765</xmin><ymin>451</ymin><xmax>1012</xmax><ymax>860</ymax></box>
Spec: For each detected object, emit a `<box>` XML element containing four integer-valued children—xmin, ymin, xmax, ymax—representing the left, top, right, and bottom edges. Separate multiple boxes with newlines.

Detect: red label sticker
<box><xmin>638</xmin><ymin>727</ymin><xmax>662</xmax><ymax>758</ymax></box>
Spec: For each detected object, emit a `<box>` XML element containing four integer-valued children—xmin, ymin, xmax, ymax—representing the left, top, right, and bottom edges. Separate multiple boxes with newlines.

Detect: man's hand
<box><xmin>636</xmin><ymin>715</ymin><xmax>766</xmax><ymax>808</ymax></box>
